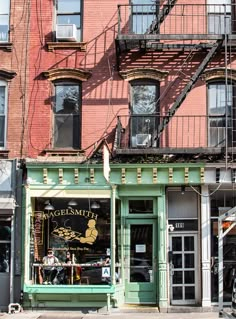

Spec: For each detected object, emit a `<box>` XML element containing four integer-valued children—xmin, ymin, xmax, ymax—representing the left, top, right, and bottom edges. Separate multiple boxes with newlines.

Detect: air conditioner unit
<box><xmin>136</xmin><ymin>134</ymin><xmax>152</xmax><ymax>147</ymax></box>
<box><xmin>56</xmin><ymin>24</ymin><xmax>77</xmax><ymax>42</ymax></box>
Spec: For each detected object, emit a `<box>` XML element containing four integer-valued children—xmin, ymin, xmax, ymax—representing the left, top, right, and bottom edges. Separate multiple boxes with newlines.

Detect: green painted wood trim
<box><xmin>24</xmin><ymin>284</ymin><xmax>115</xmax><ymax>294</ymax></box>
<box><xmin>157</xmin><ymin>194</ymin><xmax>168</xmax><ymax>307</ymax></box>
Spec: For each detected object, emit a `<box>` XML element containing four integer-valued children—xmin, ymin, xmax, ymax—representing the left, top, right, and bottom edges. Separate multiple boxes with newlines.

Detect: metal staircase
<box><xmin>147</xmin><ymin>0</ymin><xmax>178</xmax><ymax>34</ymax></box>
<box><xmin>156</xmin><ymin>39</ymin><xmax>224</xmax><ymax>141</ymax></box>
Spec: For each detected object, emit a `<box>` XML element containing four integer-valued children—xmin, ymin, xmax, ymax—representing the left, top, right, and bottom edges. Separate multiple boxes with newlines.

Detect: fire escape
<box><xmin>115</xmin><ymin>1</ymin><xmax>236</xmax><ymax>155</ymax></box>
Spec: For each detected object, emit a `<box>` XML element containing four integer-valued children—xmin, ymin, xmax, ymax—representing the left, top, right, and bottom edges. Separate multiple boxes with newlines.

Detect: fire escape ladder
<box><xmin>156</xmin><ymin>39</ymin><xmax>223</xmax><ymax>140</ymax></box>
<box><xmin>147</xmin><ymin>0</ymin><xmax>178</xmax><ymax>34</ymax></box>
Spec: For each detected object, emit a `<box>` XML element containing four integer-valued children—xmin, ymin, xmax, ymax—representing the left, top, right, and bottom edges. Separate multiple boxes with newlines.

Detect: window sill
<box><xmin>0</xmin><ymin>150</ymin><xmax>9</xmax><ymax>158</ymax></box>
<box><xmin>43</xmin><ymin>149</ymin><xmax>85</xmax><ymax>157</ymax></box>
<box><xmin>0</xmin><ymin>43</ymin><xmax>13</xmax><ymax>52</ymax></box>
<box><xmin>47</xmin><ymin>42</ymin><xmax>87</xmax><ymax>52</ymax></box>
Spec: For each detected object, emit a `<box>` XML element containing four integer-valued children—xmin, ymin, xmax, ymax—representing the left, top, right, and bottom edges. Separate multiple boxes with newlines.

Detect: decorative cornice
<box><xmin>0</xmin><ymin>68</ymin><xmax>17</xmax><ymax>80</ymax></box>
<box><xmin>42</xmin><ymin>68</ymin><xmax>92</xmax><ymax>82</ymax></box>
<box><xmin>119</xmin><ymin>68</ymin><xmax>168</xmax><ymax>82</ymax></box>
<box><xmin>202</xmin><ymin>68</ymin><xmax>236</xmax><ymax>82</ymax></box>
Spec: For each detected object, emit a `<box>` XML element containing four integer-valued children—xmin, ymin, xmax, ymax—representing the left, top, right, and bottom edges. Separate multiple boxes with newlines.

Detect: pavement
<box><xmin>0</xmin><ymin>309</ymin><xmax>234</xmax><ymax>319</ymax></box>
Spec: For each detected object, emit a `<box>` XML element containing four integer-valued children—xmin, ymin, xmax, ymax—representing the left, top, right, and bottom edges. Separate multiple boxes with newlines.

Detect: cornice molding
<box><xmin>202</xmin><ymin>68</ymin><xmax>236</xmax><ymax>81</ymax></box>
<box><xmin>42</xmin><ymin>68</ymin><xmax>92</xmax><ymax>82</ymax></box>
<box><xmin>119</xmin><ymin>68</ymin><xmax>169</xmax><ymax>81</ymax></box>
<box><xmin>0</xmin><ymin>68</ymin><xmax>17</xmax><ymax>80</ymax></box>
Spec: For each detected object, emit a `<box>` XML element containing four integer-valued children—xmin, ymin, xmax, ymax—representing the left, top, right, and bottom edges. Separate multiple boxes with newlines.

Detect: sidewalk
<box><xmin>0</xmin><ymin>309</ymin><xmax>230</xmax><ymax>319</ymax></box>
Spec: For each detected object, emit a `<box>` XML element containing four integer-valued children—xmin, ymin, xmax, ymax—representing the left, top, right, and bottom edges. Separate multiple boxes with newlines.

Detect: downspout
<box><xmin>10</xmin><ymin>159</ymin><xmax>17</xmax><ymax>304</ymax></box>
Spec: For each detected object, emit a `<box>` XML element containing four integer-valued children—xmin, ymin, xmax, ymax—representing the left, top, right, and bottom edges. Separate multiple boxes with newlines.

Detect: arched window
<box><xmin>53</xmin><ymin>81</ymin><xmax>81</xmax><ymax>148</ymax></box>
<box><xmin>0</xmin><ymin>80</ymin><xmax>7</xmax><ymax>148</ymax></box>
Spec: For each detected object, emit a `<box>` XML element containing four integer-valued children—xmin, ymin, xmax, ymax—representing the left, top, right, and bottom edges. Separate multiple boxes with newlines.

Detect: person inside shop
<box><xmin>64</xmin><ymin>251</ymin><xmax>81</xmax><ymax>284</ymax></box>
<box><xmin>41</xmin><ymin>248</ymin><xmax>59</xmax><ymax>285</ymax></box>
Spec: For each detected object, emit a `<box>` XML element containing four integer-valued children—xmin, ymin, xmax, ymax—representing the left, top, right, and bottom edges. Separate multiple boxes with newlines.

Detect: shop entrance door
<box><xmin>124</xmin><ymin>220</ymin><xmax>157</xmax><ymax>304</ymax></box>
<box><xmin>169</xmin><ymin>233</ymin><xmax>198</xmax><ymax>305</ymax></box>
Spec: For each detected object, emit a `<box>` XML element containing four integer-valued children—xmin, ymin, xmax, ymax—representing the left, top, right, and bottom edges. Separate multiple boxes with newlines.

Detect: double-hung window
<box><xmin>56</xmin><ymin>0</ymin><xmax>82</xmax><ymax>41</ymax></box>
<box><xmin>0</xmin><ymin>80</ymin><xmax>7</xmax><ymax>148</ymax></box>
<box><xmin>208</xmin><ymin>81</ymin><xmax>233</xmax><ymax>147</ymax></box>
<box><xmin>53</xmin><ymin>81</ymin><xmax>81</xmax><ymax>149</ymax></box>
<box><xmin>0</xmin><ymin>1</ymin><xmax>10</xmax><ymax>42</ymax></box>
<box><xmin>208</xmin><ymin>0</ymin><xmax>232</xmax><ymax>35</ymax></box>
<box><xmin>131</xmin><ymin>0</ymin><xmax>157</xmax><ymax>34</ymax></box>
<box><xmin>130</xmin><ymin>80</ymin><xmax>159</xmax><ymax>148</ymax></box>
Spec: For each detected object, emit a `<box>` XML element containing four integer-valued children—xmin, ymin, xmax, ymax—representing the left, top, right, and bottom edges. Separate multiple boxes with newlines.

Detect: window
<box><xmin>131</xmin><ymin>0</ymin><xmax>157</xmax><ymax>34</ymax></box>
<box><xmin>208</xmin><ymin>81</ymin><xmax>233</xmax><ymax>147</ymax></box>
<box><xmin>0</xmin><ymin>221</ymin><xmax>11</xmax><ymax>273</ymax></box>
<box><xmin>53</xmin><ymin>82</ymin><xmax>81</xmax><ymax>149</ymax></box>
<box><xmin>56</xmin><ymin>0</ymin><xmax>82</xmax><ymax>41</ymax></box>
<box><xmin>0</xmin><ymin>80</ymin><xmax>7</xmax><ymax>148</ymax></box>
<box><xmin>0</xmin><ymin>1</ymin><xmax>9</xmax><ymax>42</ymax></box>
<box><xmin>208</xmin><ymin>0</ymin><xmax>232</xmax><ymax>34</ymax></box>
<box><xmin>130</xmin><ymin>80</ymin><xmax>159</xmax><ymax>148</ymax></box>
<box><xmin>30</xmin><ymin>198</ymin><xmax>117</xmax><ymax>285</ymax></box>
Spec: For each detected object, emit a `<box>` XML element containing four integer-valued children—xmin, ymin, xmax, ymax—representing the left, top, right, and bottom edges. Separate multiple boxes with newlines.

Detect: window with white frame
<box><xmin>0</xmin><ymin>1</ymin><xmax>10</xmax><ymax>42</ymax></box>
<box><xmin>53</xmin><ymin>81</ymin><xmax>81</xmax><ymax>149</ymax></box>
<box><xmin>208</xmin><ymin>81</ymin><xmax>233</xmax><ymax>147</ymax></box>
<box><xmin>56</xmin><ymin>0</ymin><xmax>82</xmax><ymax>41</ymax></box>
<box><xmin>208</xmin><ymin>0</ymin><xmax>232</xmax><ymax>34</ymax></box>
<box><xmin>131</xmin><ymin>0</ymin><xmax>158</xmax><ymax>34</ymax></box>
<box><xmin>0</xmin><ymin>80</ymin><xmax>7</xmax><ymax>148</ymax></box>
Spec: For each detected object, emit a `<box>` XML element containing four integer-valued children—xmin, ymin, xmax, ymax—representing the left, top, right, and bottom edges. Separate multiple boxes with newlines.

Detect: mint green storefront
<box><xmin>22</xmin><ymin>161</ymin><xmax>204</xmax><ymax>311</ymax></box>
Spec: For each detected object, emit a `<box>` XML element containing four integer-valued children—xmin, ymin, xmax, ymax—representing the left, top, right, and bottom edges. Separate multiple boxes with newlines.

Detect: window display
<box><xmin>30</xmin><ymin>198</ymin><xmax>113</xmax><ymax>285</ymax></box>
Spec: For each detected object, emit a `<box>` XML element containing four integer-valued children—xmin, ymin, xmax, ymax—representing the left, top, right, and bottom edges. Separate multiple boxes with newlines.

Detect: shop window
<box><xmin>130</xmin><ymin>80</ymin><xmax>159</xmax><ymax>148</ymax></box>
<box><xmin>0</xmin><ymin>80</ymin><xmax>7</xmax><ymax>148</ymax></box>
<box><xmin>30</xmin><ymin>198</ymin><xmax>121</xmax><ymax>285</ymax></box>
<box><xmin>53</xmin><ymin>81</ymin><xmax>81</xmax><ymax>149</ymax></box>
<box><xmin>210</xmin><ymin>190</ymin><xmax>236</xmax><ymax>302</ymax></box>
<box><xmin>207</xmin><ymin>81</ymin><xmax>234</xmax><ymax>147</ymax></box>
<box><xmin>0</xmin><ymin>221</ymin><xmax>11</xmax><ymax>272</ymax></box>
<box><xmin>0</xmin><ymin>1</ymin><xmax>9</xmax><ymax>42</ymax></box>
<box><xmin>56</xmin><ymin>0</ymin><xmax>82</xmax><ymax>42</ymax></box>
<box><xmin>131</xmin><ymin>0</ymin><xmax>158</xmax><ymax>34</ymax></box>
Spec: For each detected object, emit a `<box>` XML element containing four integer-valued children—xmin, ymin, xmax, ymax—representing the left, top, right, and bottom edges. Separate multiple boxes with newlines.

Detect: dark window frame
<box><xmin>53</xmin><ymin>80</ymin><xmax>82</xmax><ymax>149</ymax></box>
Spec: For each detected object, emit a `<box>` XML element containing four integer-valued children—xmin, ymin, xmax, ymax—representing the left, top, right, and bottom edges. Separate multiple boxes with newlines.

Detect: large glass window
<box><xmin>56</xmin><ymin>0</ymin><xmax>82</xmax><ymax>41</ymax></box>
<box><xmin>30</xmin><ymin>198</ymin><xmax>117</xmax><ymax>285</ymax></box>
<box><xmin>208</xmin><ymin>81</ymin><xmax>233</xmax><ymax>147</ymax></box>
<box><xmin>131</xmin><ymin>0</ymin><xmax>157</xmax><ymax>34</ymax></box>
<box><xmin>0</xmin><ymin>1</ymin><xmax>10</xmax><ymax>42</ymax></box>
<box><xmin>53</xmin><ymin>81</ymin><xmax>81</xmax><ymax>148</ymax></box>
<box><xmin>0</xmin><ymin>221</ymin><xmax>11</xmax><ymax>273</ymax></box>
<box><xmin>130</xmin><ymin>80</ymin><xmax>159</xmax><ymax>148</ymax></box>
<box><xmin>0</xmin><ymin>80</ymin><xmax>7</xmax><ymax>148</ymax></box>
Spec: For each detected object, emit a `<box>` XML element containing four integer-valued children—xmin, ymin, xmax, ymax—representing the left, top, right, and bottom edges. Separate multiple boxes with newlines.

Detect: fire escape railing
<box><xmin>116</xmin><ymin>114</ymin><xmax>231</xmax><ymax>151</ymax></box>
<box><xmin>117</xmin><ymin>3</ymin><xmax>236</xmax><ymax>38</ymax></box>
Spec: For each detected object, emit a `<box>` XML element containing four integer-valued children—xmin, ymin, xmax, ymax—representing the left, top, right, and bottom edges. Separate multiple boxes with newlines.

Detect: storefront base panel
<box><xmin>23</xmin><ymin>285</ymin><xmax>116</xmax><ymax>311</ymax></box>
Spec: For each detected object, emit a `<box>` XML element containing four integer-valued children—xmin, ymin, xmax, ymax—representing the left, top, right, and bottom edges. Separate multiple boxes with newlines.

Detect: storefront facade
<box><xmin>0</xmin><ymin>159</ymin><xmax>21</xmax><ymax>312</ymax></box>
<box><xmin>23</xmin><ymin>160</ymin><xmax>210</xmax><ymax>311</ymax></box>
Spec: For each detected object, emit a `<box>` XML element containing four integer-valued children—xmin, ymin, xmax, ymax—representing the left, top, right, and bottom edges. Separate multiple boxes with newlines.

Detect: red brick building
<box><xmin>2</xmin><ymin>0</ymin><xmax>236</xmax><ymax>313</ymax></box>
